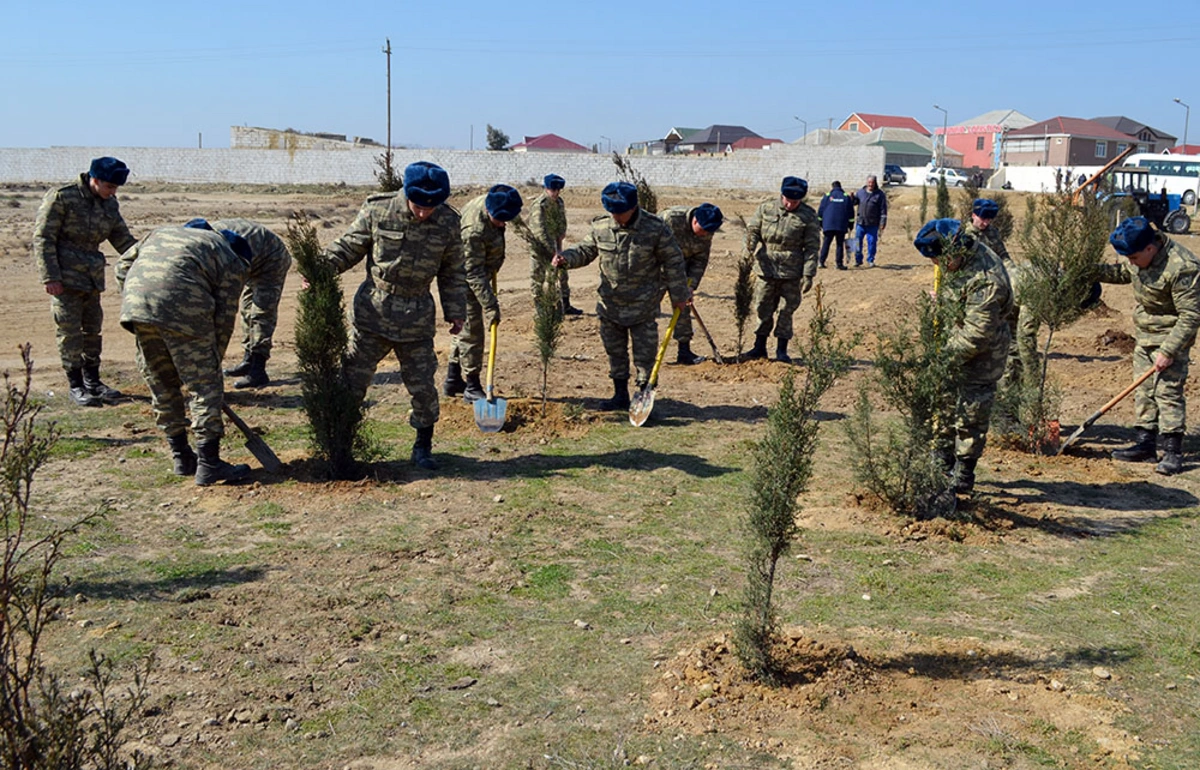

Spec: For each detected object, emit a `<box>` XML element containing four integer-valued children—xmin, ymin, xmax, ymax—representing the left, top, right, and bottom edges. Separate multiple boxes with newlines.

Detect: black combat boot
<box><xmin>933</xmin><ymin>444</ymin><xmax>957</xmax><ymax>478</ymax></box>
<box><xmin>776</xmin><ymin>339</ymin><xmax>792</xmax><ymax>364</ymax></box>
<box><xmin>442</xmin><ymin>361</ymin><xmax>466</xmax><ymax>396</ymax></box>
<box><xmin>411</xmin><ymin>425</ymin><xmax>439</xmax><ymax>471</ymax></box>
<box><xmin>1112</xmin><ymin>428</ymin><xmax>1157</xmax><ymax>462</ymax></box>
<box><xmin>462</xmin><ymin>372</ymin><xmax>486</xmax><ymax>403</ymax></box>
<box><xmin>82</xmin><ymin>363</ymin><xmax>122</xmax><ymax>401</ymax></box>
<box><xmin>167</xmin><ymin>433</ymin><xmax>197</xmax><ymax>476</ymax></box>
<box><xmin>675</xmin><ymin>341</ymin><xmax>706</xmax><ymax>365</ymax></box>
<box><xmin>195</xmin><ymin>439</ymin><xmax>250</xmax><ymax>486</ymax></box>
<box><xmin>953</xmin><ymin>457</ymin><xmax>979</xmax><ymax>494</ymax></box>
<box><xmin>597</xmin><ymin>378</ymin><xmax>630</xmax><ymax>411</ymax></box>
<box><xmin>741</xmin><ymin>335</ymin><xmax>769</xmax><ymax>361</ymax></box>
<box><xmin>66</xmin><ymin>368</ymin><xmax>101</xmax><ymax>407</ymax></box>
<box><xmin>233</xmin><ymin>353</ymin><xmax>269</xmax><ymax>389</ymax></box>
<box><xmin>562</xmin><ymin>299</ymin><xmax>583</xmax><ymax>316</ymax></box>
<box><xmin>224</xmin><ymin>352</ymin><xmax>253</xmax><ymax>377</ymax></box>
<box><xmin>1156</xmin><ymin>432</ymin><xmax>1184</xmax><ymax>475</ymax></box>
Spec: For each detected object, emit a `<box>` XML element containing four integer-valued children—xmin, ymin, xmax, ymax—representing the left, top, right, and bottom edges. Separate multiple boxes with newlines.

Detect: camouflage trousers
<box><xmin>343</xmin><ymin>327</ymin><xmax>439</xmax><ymax>429</ymax></box>
<box><xmin>132</xmin><ymin>323</ymin><xmax>225</xmax><ymax>441</ymax></box>
<box><xmin>659</xmin><ymin>291</ymin><xmax>694</xmax><ymax>342</ymax></box>
<box><xmin>237</xmin><ymin>270</ymin><xmax>289</xmax><ymax>359</ymax></box>
<box><xmin>1132</xmin><ymin>342</ymin><xmax>1190</xmax><ymax>434</ymax></box>
<box><xmin>448</xmin><ymin>288</ymin><xmax>491</xmax><ymax>378</ymax></box>
<box><xmin>753</xmin><ymin>276</ymin><xmax>804</xmax><ymax>340</ymax></box>
<box><xmin>530</xmin><ymin>256</ymin><xmax>571</xmax><ymax>304</ymax></box>
<box><xmin>51</xmin><ymin>288</ymin><xmax>104</xmax><ymax>370</ymax></box>
<box><xmin>997</xmin><ymin>303</ymin><xmax>1040</xmax><ymax>396</ymax></box>
<box><xmin>935</xmin><ymin>381</ymin><xmax>998</xmax><ymax>461</ymax></box>
<box><xmin>599</xmin><ymin>315</ymin><xmax>658</xmax><ymax>386</ymax></box>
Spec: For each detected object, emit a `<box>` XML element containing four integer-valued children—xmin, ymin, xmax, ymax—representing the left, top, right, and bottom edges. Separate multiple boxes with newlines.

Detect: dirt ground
<box><xmin>2</xmin><ymin>179</ymin><xmax>1197</xmax><ymax>768</ymax></box>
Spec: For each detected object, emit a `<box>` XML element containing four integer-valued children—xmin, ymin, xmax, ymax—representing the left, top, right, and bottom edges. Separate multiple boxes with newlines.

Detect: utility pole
<box><xmin>383</xmin><ymin>38</ymin><xmax>393</xmax><ymax>160</ymax></box>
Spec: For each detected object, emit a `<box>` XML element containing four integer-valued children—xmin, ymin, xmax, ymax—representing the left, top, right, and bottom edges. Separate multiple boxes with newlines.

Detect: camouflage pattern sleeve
<box><xmin>1162</xmin><ymin>261</ymin><xmax>1200</xmax><ymax>359</ymax></box>
<box><xmin>323</xmin><ymin>197</ymin><xmax>380</xmax><ymax>273</ymax></box>
<box><xmin>114</xmin><ymin>236</ymin><xmax>147</xmax><ymax>292</ymax></box>
<box><xmin>559</xmin><ymin>219</ymin><xmax>602</xmax><ymax>269</ymax></box>
<box><xmin>945</xmin><ymin>267</ymin><xmax>1011</xmax><ymax>365</ymax></box>
<box><xmin>656</xmin><ymin>219</ymin><xmax>690</xmax><ymax>307</ymax></box>
<box><xmin>213</xmin><ymin>259</ymin><xmax>247</xmax><ymax>357</ymax></box>
<box><xmin>460</xmin><ymin>196</ymin><xmax>501</xmax><ymax>314</ymax></box>
<box><xmin>108</xmin><ymin>200</ymin><xmax>137</xmax><ymax>255</ymax></box>
<box><xmin>1095</xmin><ymin>260</ymin><xmax>1133</xmax><ymax>285</ymax></box>
<box><xmin>437</xmin><ymin>219</ymin><xmax>468</xmax><ymax>322</ymax></box>
<box><xmin>802</xmin><ymin>205</ymin><xmax>821</xmax><ymax>278</ymax></box>
<box><xmin>32</xmin><ymin>189</ymin><xmax>66</xmax><ymax>284</ymax></box>
<box><xmin>744</xmin><ymin>200</ymin><xmax>766</xmax><ymax>256</ymax></box>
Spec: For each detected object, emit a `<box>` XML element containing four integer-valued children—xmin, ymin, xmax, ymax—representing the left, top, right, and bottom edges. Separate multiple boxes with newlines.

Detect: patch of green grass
<box><xmin>514</xmin><ymin>563</ymin><xmax>573</xmax><ymax>600</ymax></box>
<box><xmin>48</xmin><ymin>436</ymin><xmax>111</xmax><ymax>459</ymax></box>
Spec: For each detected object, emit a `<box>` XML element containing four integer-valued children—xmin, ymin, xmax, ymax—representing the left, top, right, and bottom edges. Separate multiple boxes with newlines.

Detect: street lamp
<box><xmin>793</xmin><ymin>116</ymin><xmax>808</xmax><ymax>145</ymax></box>
<box><xmin>1174</xmin><ymin>98</ymin><xmax>1190</xmax><ymax>151</ymax></box>
<box><xmin>933</xmin><ymin>104</ymin><xmax>948</xmax><ymax>168</ymax></box>
<box><xmin>600</xmin><ymin>135</ymin><xmax>612</xmax><ymax>154</ymax></box>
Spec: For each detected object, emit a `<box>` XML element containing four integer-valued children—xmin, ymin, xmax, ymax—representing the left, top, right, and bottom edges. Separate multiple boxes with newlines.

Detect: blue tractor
<box><xmin>1106</xmin><ymin>166</ymin><xmax>1192</xmax><ymax>234</ymax></box>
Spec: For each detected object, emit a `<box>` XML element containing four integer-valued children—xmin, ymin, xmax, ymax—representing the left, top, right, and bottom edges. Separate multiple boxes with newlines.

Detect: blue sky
<box><xmin>5</xmin><ymin>1</ymin><xmax>1200</xmax><ymax>151</ymax></box>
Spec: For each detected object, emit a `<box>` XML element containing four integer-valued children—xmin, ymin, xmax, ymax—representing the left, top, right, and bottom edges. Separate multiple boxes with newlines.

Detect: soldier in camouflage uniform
<box><xmin>321</xmin><ymin>162</ymin><xmax>467</xmax><ymax>471</ymax></box>
<box><xmin>552</xmin><ymin>181</ymin><xmax>691</xmax><ymax>411</ymax></box>
<box><xmin>742</xmin><ymin>176</ymin><xmax>821</xmax><ymax>364</ymax></box>
<box><xmin>914</xmin><ymin>218</ymin><xmax>1014</xmax><ymax>494</ymax></box>
<box><xmin>528</xmin><ymin>174</ymin><xmax>581</xmax><ymax>315</ymax></box>
<box><xmin>33</xmin><ymin>157</ymin><xmax>137</xmax><ymax>407</ymax></box>
<box><xmin>661</xmin><ymin>203</ymin><xmax>723</xmax><ymax>365</ymax></box>
<box><xmin>442</xmin><ymin>185</ymin><xmax>522</xmax><ymax>403</ymax></box>
<box><xmin>1098</xmin><ymin>216</ymin><xmax>1200</xmax><ymax>475</ymax></box>
<box><xmin>211</xmin><ymin>219</ymin><xmax>292</xmax><ymax>389</ymax></box>
<box><xmin>116</xmin><ymin>223</ymin><xmax>253</xmax><ymax>486</ymax></box>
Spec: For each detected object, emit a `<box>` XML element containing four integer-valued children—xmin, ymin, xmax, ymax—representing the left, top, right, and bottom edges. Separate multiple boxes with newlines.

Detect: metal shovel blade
<box><xmin>629</xmin><ymin>386</ymin><xmax>655</xmax><ymax>427</ymax></box>
<box><xmin>474</xmin><ymin>387</ymin><xmax>507</xmax><ymax>433</ymax></box>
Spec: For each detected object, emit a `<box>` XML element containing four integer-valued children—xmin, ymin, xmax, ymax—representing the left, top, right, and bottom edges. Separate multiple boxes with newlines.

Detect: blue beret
<box><xmin>485</xmin><ymin>184</ymin><xmax>523</xmax><ymax>222</ymax></box>
<box><xmin>220</xmin><ymin>229</ymin><xmax>254</xmax><ymax>262</ymax></box>
<box><xmin>781</xmin><ymin>176</ymin><xmax>808</xmax><ymax>200</ymax></box>
<box><xmin>89</xmin><ymin>156</ymin><xmax>130</xmax><ymax>185</ymax></box>
<box><xmin>1110</xmin><ymin>216</ymin><xmax>1156</xmax><ymax>256</ymax></box>
<box><xmin>692</xmin><ymin>203</ymin><xmax>723</xmax><ymax>233</ymax></box>
<box><xmin>914</xmin><ymin>218</ymin><xmax>963</xmax><ymax>258</ymax></box>
<box><xmin>403</xmin><ymin>161</ymin><xmax>451</xmax><ymax>207</ymax></box>
<box><xmin>972</xmin><ymin>198</ymin><xmax>1000</xmax><ymax>219</ymax></box>
<box><xmin>543</xmin><ymin>174</ymin><xmax>566</xmax><ymax>191</ymax></box>
<box><xmin>601</xmin><ymin>181</ymin><xmax>639</xmax><ymax>214</ymax></box>
<box><xmin>183</xmin><ymin>218</ymin><xmax>213</xmax><ymax>230</ymax></box>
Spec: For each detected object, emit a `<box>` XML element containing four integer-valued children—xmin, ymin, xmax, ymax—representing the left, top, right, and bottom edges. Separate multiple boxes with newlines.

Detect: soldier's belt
<box><xmin>371</xmin><ymin>276</ymin><xmax>424</xmax><ymax>298</ymax></box>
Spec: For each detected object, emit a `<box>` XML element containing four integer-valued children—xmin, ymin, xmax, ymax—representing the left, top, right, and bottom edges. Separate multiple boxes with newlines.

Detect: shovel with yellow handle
<box><xmin>629</xmin><ymin>307</ymin><xmax>681</xmax><ymax>427</ymax></box>
<box><xmin>474</xmin><ymin>321</ymin><xmax>507</xmax><ymax>433</ymax></box>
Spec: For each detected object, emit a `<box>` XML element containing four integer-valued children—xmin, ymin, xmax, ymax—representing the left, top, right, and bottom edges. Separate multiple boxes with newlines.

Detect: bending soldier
<box><xmin>661</xmin><ymin>203</ymin><xmax>723</xmax><ymax>364</ymax></box>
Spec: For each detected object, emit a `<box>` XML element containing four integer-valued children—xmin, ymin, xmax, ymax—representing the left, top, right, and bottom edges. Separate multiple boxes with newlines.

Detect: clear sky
<box><xmin>5</xmin><ymin>0</ymin><xmax>1200</xmax><ymax>151</ymax></box>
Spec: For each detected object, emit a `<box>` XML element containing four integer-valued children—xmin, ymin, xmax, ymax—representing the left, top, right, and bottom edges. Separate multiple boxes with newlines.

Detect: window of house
<box><xmin>848</xmin><ymin>122</ymin><xmax>858</xmax><ymax>132</ymax></box>
<box><xmin>1117</xmin><ymin>143</ymin><xmax>1127</xmax><ymax>154</ymax></box>
<box><xmin>1095</xmin><ymin>142</ymin><xmax>1107</xmax><ymax>158</ymax></box>
<box><xmin>976</xmin><ymin>136</ymin><xmax>985</xmax><ymax>151</ymax></box>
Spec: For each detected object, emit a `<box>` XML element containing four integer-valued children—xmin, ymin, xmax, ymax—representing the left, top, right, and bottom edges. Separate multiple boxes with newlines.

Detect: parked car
<box><xmin>926</xmin><ymin>167</ymin><xmax>968</xmax><ymax>187</ymax></box>
<box><xmin>883</xmin><ymin>164</ymin><xmax>907</xmax><ymax>185</ymax></box>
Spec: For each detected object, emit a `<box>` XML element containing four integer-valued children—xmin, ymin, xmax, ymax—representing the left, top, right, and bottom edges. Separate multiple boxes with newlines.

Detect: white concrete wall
<box><xmin>0</xmin><ymin>144</ymin><xmax>886</xmax><ymax>192</ymax></box>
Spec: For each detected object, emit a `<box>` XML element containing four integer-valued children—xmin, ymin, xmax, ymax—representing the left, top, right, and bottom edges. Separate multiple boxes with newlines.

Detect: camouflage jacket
<box><xmin>662</xmin><ymin>206</ymin><xmax>712</xmax><ymax>290</ymax></box>
<box><xmin>211</xmin><ymin>218</ymin><xmax>292</xmax><ymax>285</ymax></box>
<box><xmin>560</xmin><ymin>208</ymin><xmax>689</xmax><ymax>325</ymax></box>
<box><xmin>1096</xmin><ymin>235</ymin><xmax>1200</xmax><ymax>358</ymax></box>
<box><xmin>116</xmin><ymin>226</ymin><xmax>249</xmax><ymax>355</ymax></box>
<box><xmin>745</xmin><ymin>198</ymin><xmax>820</xmax><ymax>281</ymax></box>
<box><xmin>939</xmin><ymin>240</ymin><xmax>1014</xmax><ymax>385</ymax></box>
<box><xmin>459</xmin><ymin>194</ymin><xmax>506</xmax><ymax>313</ymax></box>
<box><xmin>33</xmin><ymin>173</ymin><xmax>137</xmax><ymax>291</ymax></box>
<box><xmin>528</xmin><ymin>192</ymin><xmax>567</xmax><ymax>252</ymax></box>
<box><xmin>963</xmin><ymin>219</ymin><xmax>1021</xmax><ymax>297</ymax></box>
<box><xmin>322</xmin><ymin>191</ymin><xmax>468</xmax><ymax>340</ymax></box>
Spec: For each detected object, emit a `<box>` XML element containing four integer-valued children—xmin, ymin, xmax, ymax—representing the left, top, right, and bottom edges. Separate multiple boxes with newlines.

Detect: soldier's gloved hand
<box><xmin>801</xmin><ymin>275</ymin><xmax>814</xmax><ymax>294</ymax></box>
<box><xmin>485</xmin><ymin>304</ymin><xmax>501</xmax><ymax>328</ymax></box>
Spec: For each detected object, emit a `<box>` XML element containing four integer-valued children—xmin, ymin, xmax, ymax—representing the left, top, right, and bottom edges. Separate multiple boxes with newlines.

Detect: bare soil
<box><xmin>3</xmin><ymin>180</ymin><xmax>1196</xmax><ymax>768</ymax></box>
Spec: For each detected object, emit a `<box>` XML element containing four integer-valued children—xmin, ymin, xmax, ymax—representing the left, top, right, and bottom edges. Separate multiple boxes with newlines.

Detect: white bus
<box><xmin>1126</xmin><ymin>153</ymin><xmax>1200</xmax><ymax>205</ymax></box>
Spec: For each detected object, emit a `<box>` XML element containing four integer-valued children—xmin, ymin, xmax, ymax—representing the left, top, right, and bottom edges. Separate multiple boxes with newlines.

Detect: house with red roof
<box><xmin>838</xmin><ymin>113</ymin><xmax>930</xmax><ymax>136</ymax></box>
<box><xmin>730</xmin><ymin>136</ymin><xmax>783</xmax><ymax>151</ymax></box>
<box><xmin>1002</xmin><ymin>117</ymin><xmax>1138</xmax><ymax>166</ymax></box>
<box><xmin>509</xmin><ymin>133</ymin><xmax>591</xmax><ymax>153</ymax></box>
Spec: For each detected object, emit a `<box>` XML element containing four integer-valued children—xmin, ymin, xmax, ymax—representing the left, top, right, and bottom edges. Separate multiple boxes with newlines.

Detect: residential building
<box><xmin>933</xmin><ymin>109</ymin><xmax>1035</xmax><ymax>169</ymax></box>
<box><xmin>838</xmin><ymin>113</ymin><xmax>930</xmax><ymax>136</ymax></box>
<box><xmin>509</xmin><ymin>133</ymin><xmax>591</xmax><ymax>153</ymax></box>
<box><xmin>675</xmin><ymin>125</ymin><xmax>762</xmax><ymax>154</ymax></box>
<box><xmin>1002</xmin><ymin>117</ymin><xmax>1140</xmax><ymax>167</ymax></box>
<box><xmin>730</xmin><ymin>136</ymin><xmax>783</xmax><ymax>151</ymax></box>
<box><xmin>1091</xmin><ymin>117</ymin><xmax>1176</xmax><ymax>154</ymax></box>
<box><xmin>627</xmin><ymin>126</ymin><xmax>702</xmax><ymax>156</ymax></box>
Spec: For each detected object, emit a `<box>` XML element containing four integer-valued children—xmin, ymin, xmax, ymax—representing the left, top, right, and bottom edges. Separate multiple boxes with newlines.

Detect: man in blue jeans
<box><xmin>853</xmin><ymin>175</ymin><xmax>888</xmax><ymax>267</ymax></box>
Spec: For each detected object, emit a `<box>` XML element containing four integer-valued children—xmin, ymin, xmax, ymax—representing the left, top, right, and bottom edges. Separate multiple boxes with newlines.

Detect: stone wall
<box><xmin>0</xmin><ymin>144</ymin><xmax>886</xmax><ymax>193</ymax></box>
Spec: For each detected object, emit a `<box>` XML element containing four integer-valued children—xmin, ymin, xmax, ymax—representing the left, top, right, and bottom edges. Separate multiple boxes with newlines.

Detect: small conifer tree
<box><xmin>733</xmin><ymin>235</ymin><xmax>756</xmax><ymax>358</ymax></box>
<box><xmin>374</xmin><ymin>151</ymin><xmax>402</xmax><ymax>192</ymax></box>
<box><xmin>935</xmin><ymin>174</ymin><xmax>953</xmax><ymax>219</ymax></box>
<box><xmin>735</xmin><ymin>289</ymin><xmax>856</xmax><ymax>681</ymax></box>
<box><xmin>920</xmin><ymin>183</ymin><xmax>929</xmax><ymax>224</ymax></box>
<box><xmin>511</xmin><ymin>218</ymin><xmax>565</xmax><ymax>414</ymax></box>
<box><xmin>288</xmin><ymin>213</ymin><xmax>371</xmax><ymax>478</ymax></box>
